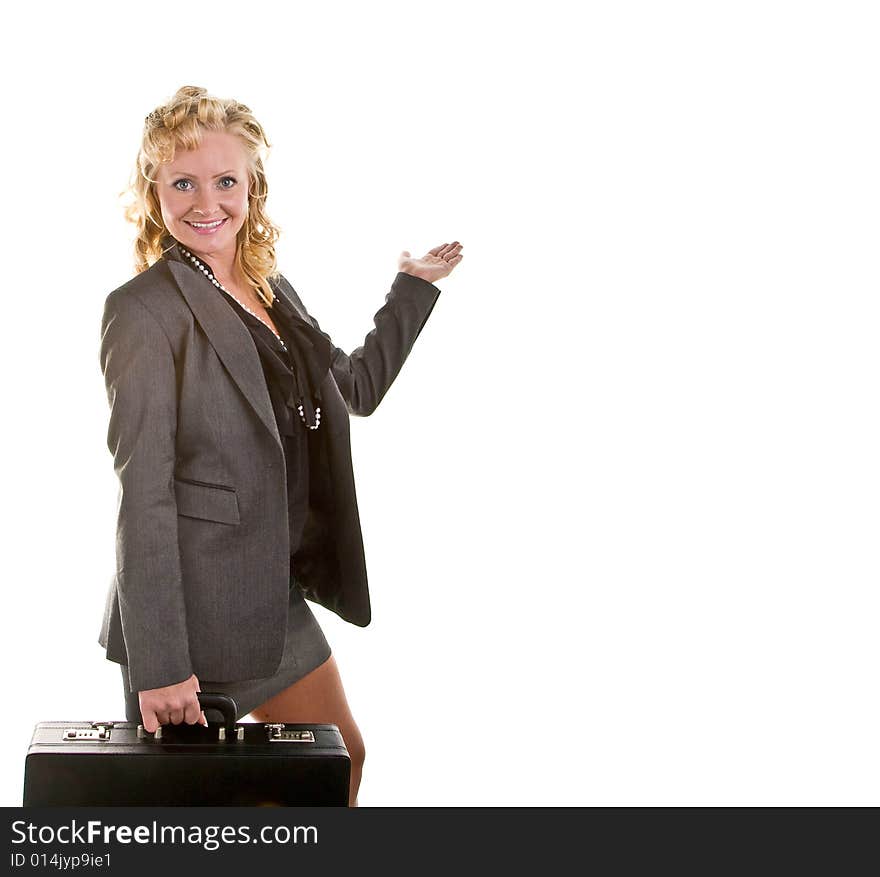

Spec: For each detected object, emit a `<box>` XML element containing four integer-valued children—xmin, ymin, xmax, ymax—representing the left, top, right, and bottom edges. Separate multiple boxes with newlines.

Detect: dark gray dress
<box><xmin>120</xmin><ymin>286</ymin><xmax>332</xmax><ymax>723</ymax></box>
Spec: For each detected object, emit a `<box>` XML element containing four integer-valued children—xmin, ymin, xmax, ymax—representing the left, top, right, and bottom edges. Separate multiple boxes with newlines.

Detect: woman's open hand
<box><xmin>138</xmin><ymin>673</ymin><xmax>208</xmax><ymax>733</ymax></box>
<box><xmin>399</xmin><ymin>241</ymin><xmax>464</xmax><ymax>284</ymax></box>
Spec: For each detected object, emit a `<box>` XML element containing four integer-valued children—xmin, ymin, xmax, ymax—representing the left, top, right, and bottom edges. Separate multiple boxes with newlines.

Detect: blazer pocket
<box><xmin>173</xmin><ymin>477</ymin><xmax>241</xmax><ymax>525</ymax></box>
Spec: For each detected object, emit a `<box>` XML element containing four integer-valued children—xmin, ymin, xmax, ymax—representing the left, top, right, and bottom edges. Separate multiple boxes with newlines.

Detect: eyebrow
<box><xmin>170</xmin><ymin>169</ymin><xmax>238</xmax><ymax>179</ymax></box>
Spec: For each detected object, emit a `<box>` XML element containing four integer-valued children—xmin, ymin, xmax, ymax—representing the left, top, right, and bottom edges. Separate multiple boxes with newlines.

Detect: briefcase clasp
<box><xmin>265</xmin><ymin>724</ymin><xmax>316</xmax><ymax>743</ymax></box>
<box><xmin>62</xmin><ymin>725</ymin><xmax>112</xmax><ymax>741</ymax></box>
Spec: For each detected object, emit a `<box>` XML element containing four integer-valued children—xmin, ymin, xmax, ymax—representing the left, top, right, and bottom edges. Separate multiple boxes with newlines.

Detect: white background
<box><xmin>1</xmin><ymin>0</ymin><xmax>877</xmax><ymax>806</ymax></box>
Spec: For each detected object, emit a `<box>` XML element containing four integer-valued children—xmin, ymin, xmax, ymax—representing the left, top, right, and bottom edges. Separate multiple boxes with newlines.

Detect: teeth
<box><xmin>189</xmin><ymin>219</ymin><xmax>224</xmax><ymax>228</ymax></box>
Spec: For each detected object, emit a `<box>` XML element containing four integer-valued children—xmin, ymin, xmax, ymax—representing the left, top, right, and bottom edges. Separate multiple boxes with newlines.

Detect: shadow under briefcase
<box><xmin>23</xmin><ymin>693</ymin><xmax>351</xmax><ymax>806</ymax></box>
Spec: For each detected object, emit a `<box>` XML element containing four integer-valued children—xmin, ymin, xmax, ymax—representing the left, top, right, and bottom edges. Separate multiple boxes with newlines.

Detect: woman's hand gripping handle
<box><xmin>138</xmin><ymin>673</ymin><xmax>209</xmax><ymax>733</ymax></box>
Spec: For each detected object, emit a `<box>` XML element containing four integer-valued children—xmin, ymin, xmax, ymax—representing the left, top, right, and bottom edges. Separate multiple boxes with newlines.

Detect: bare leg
<box><xmin>247</xmin><ymin>654</ymin><xmax>365</xmax><ymax>807</ymax></box>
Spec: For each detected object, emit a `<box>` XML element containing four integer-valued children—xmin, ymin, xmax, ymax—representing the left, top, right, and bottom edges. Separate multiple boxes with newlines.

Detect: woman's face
<box><xmin>155</xmin><ymin>128</ymin><xmax>251</xmax><ymax>271</ymax></box>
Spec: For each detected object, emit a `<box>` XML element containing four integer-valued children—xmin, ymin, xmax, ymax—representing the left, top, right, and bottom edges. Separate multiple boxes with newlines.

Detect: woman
<box><xmin>98</xmin><ymin>85</ymin><xmax>462</xmax><ymax>806</ymax></box>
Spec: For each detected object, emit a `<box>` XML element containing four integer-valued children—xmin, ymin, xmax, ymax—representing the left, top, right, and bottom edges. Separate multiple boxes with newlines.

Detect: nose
<box><xmin>191</xmin><ymin>192</ymin><xmax>221</xmax><ymax>217</ymax></box>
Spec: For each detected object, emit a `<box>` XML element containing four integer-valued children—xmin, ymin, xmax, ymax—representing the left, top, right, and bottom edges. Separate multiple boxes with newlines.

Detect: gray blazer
<box><xmin>98</xmin><ymin>238</ymin><xmax>442</xmax><ymax>693</ymax></box>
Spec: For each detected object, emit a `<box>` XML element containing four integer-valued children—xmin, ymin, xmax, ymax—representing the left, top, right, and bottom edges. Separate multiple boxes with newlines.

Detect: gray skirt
<box><xmin>120</xmin><ymin>585</ymin><xmax>332</xmax><ymax>724</ymax></box>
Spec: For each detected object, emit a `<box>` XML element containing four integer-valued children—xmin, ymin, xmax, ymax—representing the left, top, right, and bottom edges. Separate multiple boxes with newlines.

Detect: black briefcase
<box><xmin>23</xmin><ymin>693</ymin><xmax>351</xmax><ymax>806</ymax></box>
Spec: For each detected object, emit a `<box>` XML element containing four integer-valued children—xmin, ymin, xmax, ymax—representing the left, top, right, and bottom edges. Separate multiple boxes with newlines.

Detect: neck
<box><xmin>183</xmin><ymin>244</ymin><xmax>242</xmax><ymax>288</ymax></box>
<box><xmin>177</xmin><ymin>241</ymin><xmax>262</xmax><ymax>303</ymax></box>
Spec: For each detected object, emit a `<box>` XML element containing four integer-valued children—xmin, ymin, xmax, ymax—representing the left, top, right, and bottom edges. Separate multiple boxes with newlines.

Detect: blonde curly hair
<box><xmin>121</xmin><ymin>85</ymin><xmax>281</xmax><ymax>306</ymax></box>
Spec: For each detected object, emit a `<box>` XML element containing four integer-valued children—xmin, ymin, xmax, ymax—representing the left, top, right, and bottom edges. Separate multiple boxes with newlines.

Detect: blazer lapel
<box><xmin>164</xmin><ymin>254</ymin><xmax>282</xmax><ymax>450</ymax></box>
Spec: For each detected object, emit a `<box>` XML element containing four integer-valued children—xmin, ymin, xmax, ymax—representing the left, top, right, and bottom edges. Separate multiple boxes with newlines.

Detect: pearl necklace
<box><xmin>179</xmin><ymin>245</ymin><xmax>286</xmax><ymax>346</ymax></box>
<box><xmin>179</xmin><ymin>245</ymin><xmax>322</xmax><ymax>431</ymax></box>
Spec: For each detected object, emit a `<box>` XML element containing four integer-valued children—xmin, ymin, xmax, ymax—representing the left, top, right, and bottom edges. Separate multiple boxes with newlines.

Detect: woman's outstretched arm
<box><xmin>281</xmin><ymin>241</ymin><xmax>463</xmax><ymax>416</ymax></box>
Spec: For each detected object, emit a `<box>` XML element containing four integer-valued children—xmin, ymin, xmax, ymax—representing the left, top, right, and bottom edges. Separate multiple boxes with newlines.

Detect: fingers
<box><xmin>139</xmin><ymin>685</ymin><xmax>203</xmax><ymax>731</ymax></box>
<box><xmin>141</xmin><ymin>704</ymin><xmax>205</xmax><ymax>731</ymax></box>
<box><xmin>429</xmin><ymin>241</ymin><xmax>463</xmax><ymax>258</ymax></box>
<box><xmin>191</xmin><ymin>675</ymin><xmax>208</xmax><ymax>726</ymax></box>
<box><xmin>141</xmin><ymin>707</ymin><xmax>160</xmax><ymax>734</ymax></box>
<box><xmin>184</xmin><ymin>696</ymin><xmax>204</xmax><ymax>726</ymax></box>
<box><xmin>444</xmin><ymin>243</ymin><xmax>464</xmax><ymax>269</ymax></box>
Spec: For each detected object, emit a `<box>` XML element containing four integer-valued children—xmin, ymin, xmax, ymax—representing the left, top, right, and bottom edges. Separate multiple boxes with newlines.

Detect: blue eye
<box><xmin>172</xmin><ymin>176</ymin><xmax>237</xmax><ymax>192</ymax></box>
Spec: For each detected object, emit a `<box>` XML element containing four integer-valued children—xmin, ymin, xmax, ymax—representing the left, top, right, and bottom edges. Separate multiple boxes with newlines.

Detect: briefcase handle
<box><xmin>194</xmin><ymin>692</ymin><xmax>238</xmax><ymax>731</ymax></box>
<box><xmin>140</xmin><ymin>693</ymin><xmax>241</xmax><ymax>742</ymax></box>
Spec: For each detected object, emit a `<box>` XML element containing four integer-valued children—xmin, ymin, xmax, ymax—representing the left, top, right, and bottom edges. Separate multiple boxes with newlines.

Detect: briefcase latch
<box><xmin>264</xmin><ymin>724</ymin><xmax>315</xmax><ymax>743</ymax></box>
<box><xmin>62</xmin><ymin>724</ymin><xmax>112</xmax><ymax>741</ymax></box>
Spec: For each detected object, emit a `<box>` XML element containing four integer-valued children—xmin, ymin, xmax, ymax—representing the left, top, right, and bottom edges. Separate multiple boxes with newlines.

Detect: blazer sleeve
<box><xmin>287</xmin><ymin>271</ymin><xmax>442</xmax><ymax>417</ymax></box>
<box><xmin>100</xmin><ymin>289</ymin><xmax>194</xmax><ymax>694</ymax></box>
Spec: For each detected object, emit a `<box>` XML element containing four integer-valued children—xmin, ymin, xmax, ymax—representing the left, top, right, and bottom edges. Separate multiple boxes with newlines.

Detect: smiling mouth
<box><xmin>185</xmin><ymin>218</ymin><xmax>228</xmax><ymax>229</ymax></box>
